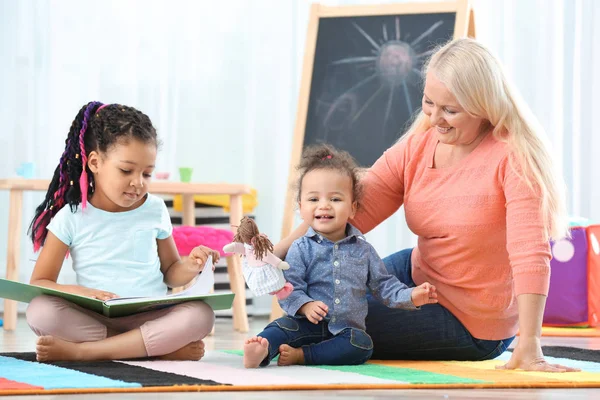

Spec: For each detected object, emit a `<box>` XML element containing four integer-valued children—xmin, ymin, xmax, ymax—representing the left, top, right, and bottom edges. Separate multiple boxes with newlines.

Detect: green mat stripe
<box><xmin>220</xmin><ymin>350</ymin><xmax>487</xmax><ymax>384</ymax></box>
<box><xmin>316</xmin><ymin>363</ymin><xmax>487</xmax><ymax>384</ymax></box>
<box><xmin>222</xmin><ymin>350</ymin><xmax>243</xmax><ymax>356</ymax></box>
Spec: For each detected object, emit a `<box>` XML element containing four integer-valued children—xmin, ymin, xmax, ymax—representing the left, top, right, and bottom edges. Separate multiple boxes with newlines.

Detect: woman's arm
<box><xmin>500</xmin><ymin>155</ymin><xmax>577</xmax><ymax>372</ymax></box>
<box><xmin>497</xmin><ymin>294</ymin><xmax>579</xmax><ymax>372</ymax></box>
<box><xmin>273</xmin><ymin>221</ymin><xmax>310</xmax><ymax>260</ymax></box>
<box><xmin>350</xmin><ymin>142</ymin><xmax>408</xmax><ymax>234</ymax></box>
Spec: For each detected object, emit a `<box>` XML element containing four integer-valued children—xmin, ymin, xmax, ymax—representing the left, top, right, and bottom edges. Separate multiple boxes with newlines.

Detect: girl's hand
<box><xmin>299</xmin><ymin>301</ymin><xmax>328</xmax><ymax>324</ymax></box>
<box><xmin>496</xmin><ymin>336</ymin><xmax>580</xmax><ymax>372</ymax></box>
<box><xmin>411</xmin><ymin>282</ymin><xmax>438</xmax><ymax>307</ymax></box>
<box><xmin>189</xmin><ymin>245</ymin><xmax>220</xmax><ymax>270</ymax></box>
<box><xmin>70</xmin><ymin>286</ymin><xmax>119</xmax><ymax>301</ymax></box>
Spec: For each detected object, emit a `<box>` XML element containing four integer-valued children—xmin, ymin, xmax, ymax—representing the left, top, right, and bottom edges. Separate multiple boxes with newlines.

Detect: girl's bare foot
<box><xmin>277</xmin><ymin>344</ymin><xmax>304</xmax><ymax>366</ymax></box>
<box><xmin>158</xmin><ymin>340</ymin><xmax>205</xmax><ymax>361</ymax></box>
<box><xmin>36</xmin><ymin>336</ymin><xmax>84</xmax><ymax>362</ymax></box>
<box><xmin>243</xmin><ymin>336</ymin><xmax>269</xmax><ymax>368</ymax></box>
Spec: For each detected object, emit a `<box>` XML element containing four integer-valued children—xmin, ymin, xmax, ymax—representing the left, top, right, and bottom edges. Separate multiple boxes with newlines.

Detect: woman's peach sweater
<box><xmin>352</xmin><ymin>128</ymin><xmax>551</xmax><ymax>340</ymax></box>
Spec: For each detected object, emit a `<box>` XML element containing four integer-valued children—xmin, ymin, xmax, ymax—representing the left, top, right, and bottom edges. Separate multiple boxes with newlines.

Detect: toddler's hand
<box><xmin>299</xmin><ymin>301</ymin><xmax>328</xmax><ymax>324</ymax></box>
<box><xmin>411</xmin><ymin>282</ymin><xmax>438</xmax><ymax>307</ymax></box>
<box><xmin>189</xmin><ymin>245</ymin><xmax>220</xmax><ymax>270</ymax></box>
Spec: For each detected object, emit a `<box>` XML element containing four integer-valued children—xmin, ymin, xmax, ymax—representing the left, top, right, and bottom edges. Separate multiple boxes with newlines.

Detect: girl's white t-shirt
<box><xmin>47</xmin><ymin>193</ymin><xmax>172</xmax><ymax>297</ymax></box>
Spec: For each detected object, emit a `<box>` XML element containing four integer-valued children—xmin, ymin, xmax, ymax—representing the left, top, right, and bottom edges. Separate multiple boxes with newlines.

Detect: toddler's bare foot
<box><xmin>36</xmin><ymin>336</ymin><xmax>84</xmax><ymax>362</ymax></box>
<box><xmin>277</xmin><ymin>344</ymin><xmax>304</xmax><ymax>366</ymax></box>
<box><xmin>158</xmin><ymin>340</ymin><xmax>205</xmax><ymax>361</ymax></box>
<box><xmin>243</xmin><ymin>336</ymin><xmax>269</xmax><ymax>368</ymax></box>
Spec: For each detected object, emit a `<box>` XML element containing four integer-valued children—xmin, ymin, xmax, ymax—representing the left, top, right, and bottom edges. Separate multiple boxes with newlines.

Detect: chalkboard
<box><xmin>305</xmin><ymin>12</ymin><xmax>456</xmax><ymax>167</ymax></box>
<box><xmin>281</xmin><ymin>1</ymin><xmax>475</xmax><ymax>239</ymax></box>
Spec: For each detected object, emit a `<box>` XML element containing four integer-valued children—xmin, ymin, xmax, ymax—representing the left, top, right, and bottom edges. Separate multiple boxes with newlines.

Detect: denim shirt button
<box><xmin>334</xmin><ymin>244</ymin><xmax>339</xmax><ymax>250</ymax></box>
<box><xmin>335</xmin><ymin>298</ymin><xmax>340</xmax><ymax>304</ymax></box>
<box><xmin>334</xmin><ymin>261</ymin><xmax>339</xmax><ymax>267</ymax></box>
<box><xmin>335</xmin><ymin>279</ymin><xmax>340</xmax><ymax>284</ymax></box>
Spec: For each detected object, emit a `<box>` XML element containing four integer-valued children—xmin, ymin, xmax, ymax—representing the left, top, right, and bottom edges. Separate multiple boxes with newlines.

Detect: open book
<box><xmin>0</xmin><ymin>257</ymin><xmax>234</xmax><ymax>318</ymax></box>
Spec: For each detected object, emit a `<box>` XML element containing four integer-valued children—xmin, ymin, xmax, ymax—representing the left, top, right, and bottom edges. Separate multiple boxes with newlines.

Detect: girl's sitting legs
<box><xmin>26</xmin><ymin>296</ymin><xmax>214</xmax><ymax>361</ymax></box>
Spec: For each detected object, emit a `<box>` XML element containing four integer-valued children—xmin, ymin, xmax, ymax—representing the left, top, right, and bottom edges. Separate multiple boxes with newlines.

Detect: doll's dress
<box><xmin>241</xmin><ymin>243</ymin><xmax>286</xmax><ymax>296</ymax></box>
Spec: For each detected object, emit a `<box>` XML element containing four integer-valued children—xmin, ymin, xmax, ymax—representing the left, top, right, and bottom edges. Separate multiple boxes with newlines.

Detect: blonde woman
<box><xmin>276</xmin><ymin>38</ymin><xmax>577</xmax><ymax>372</ymax></box>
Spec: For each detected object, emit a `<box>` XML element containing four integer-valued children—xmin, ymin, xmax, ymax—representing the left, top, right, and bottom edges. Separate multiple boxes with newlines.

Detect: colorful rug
<box><xmin>1</xmin><ymin>347</ymin><xmax>600</xmax><ymax>394</ymax></box>
<box><xmin>541</xmin><ymin>326</ymin><xmax>600</xmax><ymax>337</ymax></box>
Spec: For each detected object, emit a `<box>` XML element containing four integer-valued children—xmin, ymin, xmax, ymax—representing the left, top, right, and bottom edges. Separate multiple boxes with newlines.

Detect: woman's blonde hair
<box><xmin>402</xmin><ymin>38</ymin><xmax>568</xmax><ymax>240</ymax></box>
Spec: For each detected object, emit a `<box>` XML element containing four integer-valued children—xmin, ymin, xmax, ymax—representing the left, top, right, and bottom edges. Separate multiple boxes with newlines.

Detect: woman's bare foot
<box><xmin>158</xmin><ymin>340</ymin><xmax>205</xmax><ymax>361</ymax></box>
<box><xmin>243</xmin><ymin>336</ymin><xmax>269</xmax><ymax>368</ymax></box>
<box><xmin>36</xmin><ymin>336</ymin><xmax>84</xmax><ymax>362</ymax></box>
<box><xmin>277</xmin><ymin>344</ymin><xmax>304</xmax><ymax>366</ymax></box>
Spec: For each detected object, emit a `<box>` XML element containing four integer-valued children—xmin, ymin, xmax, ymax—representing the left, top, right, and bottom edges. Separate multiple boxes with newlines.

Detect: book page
<box><xmin>169</xmin><ymin>256</ymin><xmax>214</xmax><ymax>297</ymax></box>
<box><xmin>104</xmin><ymin>256</ymin><xmax>214</xmax><ymax>305</ymax></box>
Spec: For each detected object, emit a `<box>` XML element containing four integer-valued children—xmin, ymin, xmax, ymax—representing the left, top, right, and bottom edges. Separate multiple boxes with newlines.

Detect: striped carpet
<box><xmin>1</xmin><ymin>347</ymin><xmax>600</xmax><ymax>395</ymax></box>
<box><xmin>541</xmin><ymin>326</ymin><xmax>600</xmax><ymax>337</ymax></box>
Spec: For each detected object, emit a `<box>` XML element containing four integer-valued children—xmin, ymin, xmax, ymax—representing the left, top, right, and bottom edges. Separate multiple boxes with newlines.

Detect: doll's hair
<box><xmin>232</xmin><ymin>216</ymin><xmax>274</xmax><ymax>260</ymax></box>
<box><xmin>295</xmin><ymin>144</ymin><xmax>363</xmax><ymax>207</ymax></box>
<box><xmin>29</xmin><ymin>101</ymin><xmax>158</xmax><ymax>251</ymax></box>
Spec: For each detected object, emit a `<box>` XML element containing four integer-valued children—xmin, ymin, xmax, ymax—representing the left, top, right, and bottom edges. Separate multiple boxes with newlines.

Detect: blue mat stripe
<box><xmin>0</xmin><ymin>356</ymin><xmax>140</xmax><ymax>389</ymax></box>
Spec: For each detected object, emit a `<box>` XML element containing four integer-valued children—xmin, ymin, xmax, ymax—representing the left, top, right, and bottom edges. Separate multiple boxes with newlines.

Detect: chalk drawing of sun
<box><xmin>324</xmin><ymin>18</ymin><xmax>443</xmax><ymax>131</ymax></box>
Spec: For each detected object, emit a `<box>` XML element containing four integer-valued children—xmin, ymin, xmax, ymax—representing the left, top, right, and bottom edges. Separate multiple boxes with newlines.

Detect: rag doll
<box><xmin>223</xmin><ymin>217</ymin><xmax>293</xmax><ymax>300</ymax></box>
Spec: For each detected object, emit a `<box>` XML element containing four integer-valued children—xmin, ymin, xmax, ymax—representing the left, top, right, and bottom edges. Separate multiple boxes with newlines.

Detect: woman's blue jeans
<box><xmin>365</xmin><ymin>248</ymin><xmax>514</xmax><ymax>360</ymax></box>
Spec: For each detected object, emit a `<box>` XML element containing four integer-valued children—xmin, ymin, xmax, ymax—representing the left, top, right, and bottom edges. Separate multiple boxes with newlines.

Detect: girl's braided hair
<box><xmin>29</xmin><ymin>101</ymin><xmax>157</xmax><ymax>251</ymax></box>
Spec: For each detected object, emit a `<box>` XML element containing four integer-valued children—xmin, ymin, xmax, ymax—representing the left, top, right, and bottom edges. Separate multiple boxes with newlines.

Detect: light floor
<box><xmin>2</xmin><ymin>315</ymin><xmax>600</xmax><ymax>399</ymax></box>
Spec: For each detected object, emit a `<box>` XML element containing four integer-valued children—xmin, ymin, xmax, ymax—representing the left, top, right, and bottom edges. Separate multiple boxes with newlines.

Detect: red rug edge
<box><xmin>0</xmin><ymin>377</ymin><xmax>42</xmax><ymax>390</ymax></box>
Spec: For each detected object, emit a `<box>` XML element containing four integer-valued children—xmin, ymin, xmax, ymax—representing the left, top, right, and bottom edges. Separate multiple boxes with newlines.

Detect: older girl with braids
<box><xmin>243</xmin><ymin>144</ymin><xmax>437</xmax><ymax>368</ymax></box>
<box><xmin>26</xmin><ymin>101</ymin><xmax>218</xmax><ymax>362</ymax></box>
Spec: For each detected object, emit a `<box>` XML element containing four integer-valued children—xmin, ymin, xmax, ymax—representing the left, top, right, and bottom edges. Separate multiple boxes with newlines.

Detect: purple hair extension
<box><xmin>78</xmin><ymin>102</ymin><xmax>103</xmax><ymax>209</ymax></box>
<box><xmin>32</xmin><ymin>143</ymin><xmax>72</xmax><ymax>251</ymax></box>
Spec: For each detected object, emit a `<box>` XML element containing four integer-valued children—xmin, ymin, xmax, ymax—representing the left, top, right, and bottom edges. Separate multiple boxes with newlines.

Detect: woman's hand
<box><xmin>189</xmin><ymin>245</ymin><xmax>220</xmax><ymax>270</ymax></box>
<box><xmin>496</xmin><ymin>336</ymin><xmax>580</xmax><ymax>372</ymax></box>
<box><xmin>69</xmin><ymin>286</ymin><xmax>119</xmax><ymax>301</ymax></box>
<box><xmin>411</xmin><ymin>282</ymin><xmax>438</xmax><ymax>307</ymax></box>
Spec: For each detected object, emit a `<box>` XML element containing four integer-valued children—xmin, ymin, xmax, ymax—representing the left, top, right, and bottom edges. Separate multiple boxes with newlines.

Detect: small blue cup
<box><xmin>16</xmin><ymin>162</ymin><xmax>35</xmax><ymax>178</ymax></box>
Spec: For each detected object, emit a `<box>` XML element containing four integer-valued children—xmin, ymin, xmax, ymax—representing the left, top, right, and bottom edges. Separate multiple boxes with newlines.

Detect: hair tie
<box><xmin>79</xmin><ymin>101</ymin><xmax>103</xmax><ymax>210</ymax></box>
<box><xmin>322</xmin><ymin>154</ymin><xmax>333</xmax><ymax>160</ymax></box>
<box><xmin>96</xmin><ymin>104</ymin><xmax>109</xmax><ymax>112</ymax></box>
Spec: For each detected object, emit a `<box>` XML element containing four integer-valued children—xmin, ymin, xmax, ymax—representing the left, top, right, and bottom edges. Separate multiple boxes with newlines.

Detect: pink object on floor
<box><xmin>172</xmin><ymin>226</ymin><xmax>234</xmax><ymax>256</ymax></box>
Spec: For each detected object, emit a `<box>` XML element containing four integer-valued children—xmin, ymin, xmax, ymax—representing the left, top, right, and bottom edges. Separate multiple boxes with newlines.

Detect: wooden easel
<box><xmin>270</xmin><ymin>0</ymin><xmax>476</xmax><ymax>321</ymax></box>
